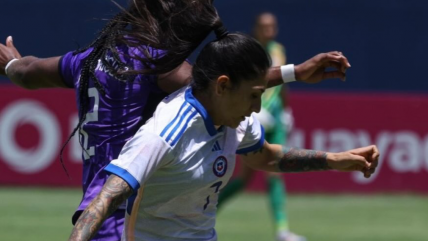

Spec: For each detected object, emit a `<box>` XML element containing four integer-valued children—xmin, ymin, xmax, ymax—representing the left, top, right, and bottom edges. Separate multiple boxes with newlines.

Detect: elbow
<box><xmin>21</xmin><ymin>84</ymin><xmax>39</xmax><ymax>90</ymax></box>
<box><xmin>13</xmin><ymin>79</ymin><xmax>39</xmax><ymax>90</ymax></box>
<box><xmin>12</xmin><ymin>72</ymin><xmax>39</xmax><ymax>90</ymax></box>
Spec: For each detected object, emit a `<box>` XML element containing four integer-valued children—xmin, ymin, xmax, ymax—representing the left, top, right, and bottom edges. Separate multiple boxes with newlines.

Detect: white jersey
<box><xmin>105</xmin><ymin>86</ymin><xmax>264</xmax><ymax>241</ymax></box>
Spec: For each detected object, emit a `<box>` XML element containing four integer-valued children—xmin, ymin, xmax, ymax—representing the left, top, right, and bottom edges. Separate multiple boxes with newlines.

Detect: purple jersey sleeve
<box><xmin>59</xmin><ymin>49</ymin><xmax>92</xmax><ymax>88</ymax></box>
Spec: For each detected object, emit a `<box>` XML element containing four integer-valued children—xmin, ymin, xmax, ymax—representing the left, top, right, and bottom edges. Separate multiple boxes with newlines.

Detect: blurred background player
<box><xmin>217</xmin><ymin>12</ymin><xmax>305</xmax><ymax>241</ymax></box>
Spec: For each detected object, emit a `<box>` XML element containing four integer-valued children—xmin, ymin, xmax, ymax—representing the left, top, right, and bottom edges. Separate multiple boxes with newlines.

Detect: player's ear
<box><xmin>215</xmin><ymin>75</ymin><xmax>231</xmax><ymax>96</ymax></box>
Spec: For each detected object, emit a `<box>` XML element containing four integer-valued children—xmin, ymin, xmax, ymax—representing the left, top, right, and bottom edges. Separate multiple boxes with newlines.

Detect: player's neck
<box><xmin>192</xmin><ymin>89</ymin><xmax>222</xmax><ymax>126</ymax></box>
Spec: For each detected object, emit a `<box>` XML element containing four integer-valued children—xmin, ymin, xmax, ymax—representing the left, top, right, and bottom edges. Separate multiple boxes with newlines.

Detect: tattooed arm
<box><xmin>240</xmin><ymin>141</ymin><xmax>379</xmax><ymax>178</ymax></box>
<box><xmin>68</xmin><ymin>174</ymin><xmax>133</xmax><ymax>241</ymax></box>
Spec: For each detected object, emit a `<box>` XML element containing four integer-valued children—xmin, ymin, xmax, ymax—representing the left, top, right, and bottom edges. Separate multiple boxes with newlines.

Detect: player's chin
<box><xmin>225</xmin><ymin>120</ymin><xmax>241</xmax><ymax>129</ymax></box>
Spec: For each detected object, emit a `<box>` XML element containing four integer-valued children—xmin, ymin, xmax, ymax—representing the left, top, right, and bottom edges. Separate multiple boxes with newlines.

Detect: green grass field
<box><xmin>0</xmin><ymin>188</ymin><xmax>427</xmax><ymax>241</ymax></box>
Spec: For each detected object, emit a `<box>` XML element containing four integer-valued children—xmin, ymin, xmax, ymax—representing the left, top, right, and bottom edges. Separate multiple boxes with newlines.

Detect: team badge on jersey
<box><xmin>213</xmin><ymin>156</ymin><xmax>228</xmax><ymax>177</ymax></box>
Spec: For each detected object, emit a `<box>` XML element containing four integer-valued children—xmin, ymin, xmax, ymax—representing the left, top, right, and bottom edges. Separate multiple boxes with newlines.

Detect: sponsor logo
<box><xmin>211</xmin><ymin>141</ymin><xmax>221</xmax><ymax>152</ymax></box>
<box><xmin>0</xmin><ymin>100</ymin><xmax>60</xmax><ymax>173</ymax></box>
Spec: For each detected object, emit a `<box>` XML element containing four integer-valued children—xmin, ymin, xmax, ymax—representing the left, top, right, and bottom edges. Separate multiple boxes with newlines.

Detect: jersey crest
<box><xmin>213</xmin><ymin>156</ymin><xmax>227</xmax><ymax>177</ymax></box>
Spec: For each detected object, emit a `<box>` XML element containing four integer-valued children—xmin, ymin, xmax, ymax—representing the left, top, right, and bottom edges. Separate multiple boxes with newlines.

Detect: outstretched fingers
<box><xmin>6</xmin><ymin>36</ymin><xmax>13</xmax><ymax>47</ymax></box>
<box><xmin>5</xmin><ymin>36</ymin><xmax>21</xmax><ymax>58</ymax></box>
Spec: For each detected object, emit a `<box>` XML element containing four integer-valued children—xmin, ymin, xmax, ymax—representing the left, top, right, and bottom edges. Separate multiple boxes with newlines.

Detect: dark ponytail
<box><xmin>214</xmin><ymin>25</ymin><xmax>229</xmax><ymax>40</ymax></box>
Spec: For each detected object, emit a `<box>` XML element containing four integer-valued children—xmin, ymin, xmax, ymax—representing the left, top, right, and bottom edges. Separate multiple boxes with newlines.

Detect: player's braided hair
<box><xmin>59</xmin><ymin>0</ymin><xmax>221</xmax><ymax>174</ymax></box>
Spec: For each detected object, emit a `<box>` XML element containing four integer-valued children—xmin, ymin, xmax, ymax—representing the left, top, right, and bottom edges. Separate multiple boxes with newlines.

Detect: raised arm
<box><xmin>0</xmin><ymin>36</ymin><xmax>67</xmax><ymax>89</ymax></box>
<box><xmin>266</xmin><ymin>51</ymin><xmax>351</xmax><ymax>88</ymax></box>
<box><xmin>156</xmin><ymin>50</ymin><xmax>351</xmax><ymax>94</ymax></box>
<box><xmin>240</xmin><ymin>141</ymin><xmax>379</xmax><ymax>178</ymax></box>
<box><xmin>69</xmin><ymin>174</ymin><xmax>133</xmax><ymax>241</ymax></box>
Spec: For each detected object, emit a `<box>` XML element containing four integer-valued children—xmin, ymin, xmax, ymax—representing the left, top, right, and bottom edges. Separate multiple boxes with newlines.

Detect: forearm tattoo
<box><xmin>277</xmin><ymin>147</ymin><xmax>331</xmax><ymax>172</ymax></box>
<box><xmin>68</xmin><ymin>175</ymin><xmax>133</xmax><ymax>241</ymax></box>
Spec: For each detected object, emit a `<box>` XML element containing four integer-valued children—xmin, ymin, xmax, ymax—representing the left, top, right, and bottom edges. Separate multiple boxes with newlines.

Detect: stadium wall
<box><xmin>1</xmin><ymin>87</ymin><xmax>427</xmax><ymax>193</ymax></box>
<box><xmin>0</xmin><ymin>0</ymin><xmax>427</xmax><ymax>193</ymax></box>
<box><xmin>1</xmin><ymin>0</ymin><xmax>427</xmax><ymax>92</ymax></box>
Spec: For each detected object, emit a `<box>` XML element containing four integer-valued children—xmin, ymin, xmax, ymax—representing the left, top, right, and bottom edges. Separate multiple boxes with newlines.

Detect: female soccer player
<box><xmin>0</xmin><ymin>1</ymin><xmax>350</xmax><ymax>240</ymax></box>
<box><xmin>68</xmin><ymin>29</ymin><xmax>378</xmax><ymax>241</ymax></box>
<box><xmin>0</xmin><ymin>2</ymin><xmax>224</xmax><ymax>240</ymax></box>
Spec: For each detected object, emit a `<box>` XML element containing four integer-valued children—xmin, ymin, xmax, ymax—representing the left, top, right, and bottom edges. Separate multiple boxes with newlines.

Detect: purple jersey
<box><xmin>59</xmin><ymin>46</ymin><xmax>166</xmax><ymax>221</ymax></box>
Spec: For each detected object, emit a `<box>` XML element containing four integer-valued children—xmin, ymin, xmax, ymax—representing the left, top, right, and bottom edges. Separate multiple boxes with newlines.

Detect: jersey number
<box><xmin>80</xmin><ymin>87</ymin><xmax>99</xmax><ymax>160</ymax></box>
<box><xmin>203</xmin><ymin>181</ymin><xmax>223</xmax><ymax>210</ymax></box>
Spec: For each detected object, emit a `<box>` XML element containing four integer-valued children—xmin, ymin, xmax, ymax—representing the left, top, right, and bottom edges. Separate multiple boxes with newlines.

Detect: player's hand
<box><xmin>326</xmin><ymin>145</ymin><xmax>379</xmax><ymax>178</ymax></box>
<box><xmin>294</xmin><ymin>51</ymin><xmax>350</xmax><ymax>84</ymax></box>
<box><xmin>0</xmin><ymin>36</ymin><xmax>22</xmax><ymax>75</ymax></box>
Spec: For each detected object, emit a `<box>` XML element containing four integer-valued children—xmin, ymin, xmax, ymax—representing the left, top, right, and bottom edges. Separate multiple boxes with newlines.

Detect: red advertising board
<box><xmin>248</xmin><ymin>91</ymin><xmax>428</xmax><ymax>193</ymax></box>
<box><xmin>1</xmin><ymin>86</ymin><xmax>427</xmax><ymax>193</ymax></box>
<box><xmin>0</xmin><ymin>86</ymin><xmax>82</xmax><ymax>186</ymax></box>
